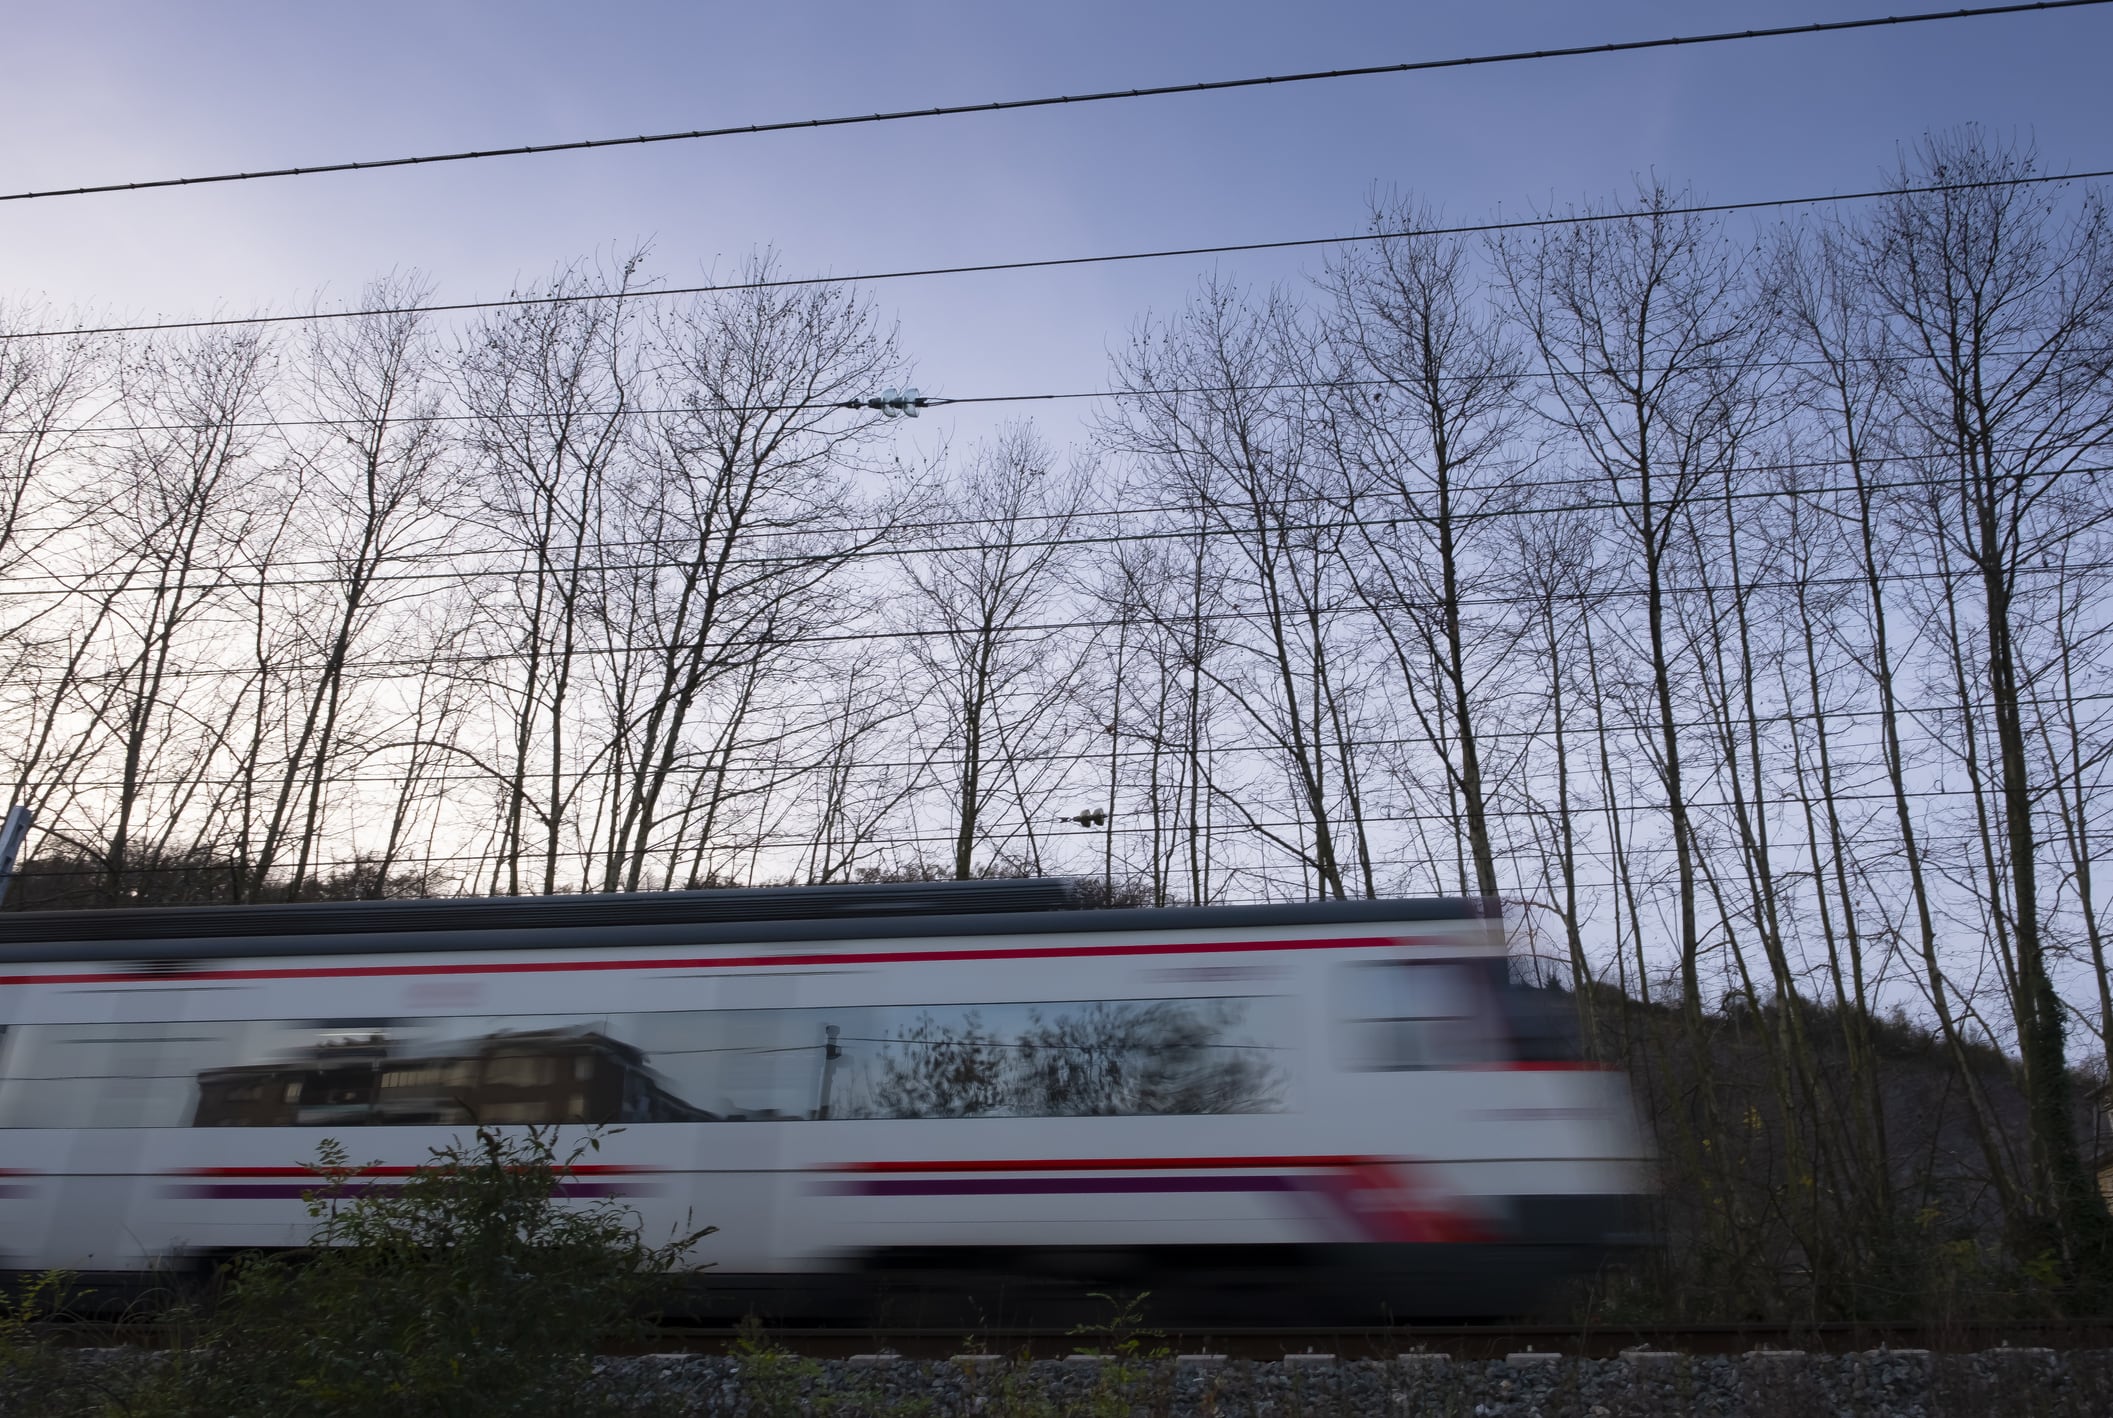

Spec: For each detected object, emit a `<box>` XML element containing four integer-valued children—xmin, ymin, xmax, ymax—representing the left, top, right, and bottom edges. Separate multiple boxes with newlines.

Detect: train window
<box><xmin>1336</xmin><ymin>960</ymin><xmax>1504</xmax><ymax>1070</ymax></box>
<box><xmin>0</xmin><ymin>1019</ymin><xmax>258</xmax><ymax>1128</ymax></box>
<box><xmin>0</xmin><ymin>1016</ymin><xmax>667</xmax><ymax>1130</ymax></box>
<box><xmin>817</xmin><ymin>996</ymin><xmax>1289</xmax><ymax>1119</ymax></box>
<box><xmin>0</xmin><ymin>996</ymin><xmax>1290</xmax><ymax>1129</ymax></box>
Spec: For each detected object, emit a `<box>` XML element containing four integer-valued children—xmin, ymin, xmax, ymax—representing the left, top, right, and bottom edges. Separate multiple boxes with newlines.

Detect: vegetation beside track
<box><xmin>2</xmin><ymin>1127</ymin><xmax>709</xmax><ymax>1417</ymax></box>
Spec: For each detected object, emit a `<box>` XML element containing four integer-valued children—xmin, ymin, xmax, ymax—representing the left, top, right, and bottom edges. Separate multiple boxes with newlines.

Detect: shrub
<box><xmin>156</xmin><ymin>1127</ymin><xmax>710</xmax><ymax>1418</ymax></box>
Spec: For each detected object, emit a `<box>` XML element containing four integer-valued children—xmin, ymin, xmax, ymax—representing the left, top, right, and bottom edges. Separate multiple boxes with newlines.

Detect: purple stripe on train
<box><xmin>834</xmin><ymin>1174</ymin><xmax>1298</xmax><ymax>1197</ymax></box>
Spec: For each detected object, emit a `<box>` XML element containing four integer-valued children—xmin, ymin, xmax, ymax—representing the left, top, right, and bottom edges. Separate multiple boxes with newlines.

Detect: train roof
<box><xmin>0</xmin><ymin>877</ymin><xmax>1496</xmax><ymax>963</ymax></box>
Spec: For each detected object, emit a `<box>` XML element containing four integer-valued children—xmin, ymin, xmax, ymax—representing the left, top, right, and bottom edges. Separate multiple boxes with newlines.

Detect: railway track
<box><xmin>620</xmin><ymin>1317</ymin><xmax>2113</xmax><ymax>1359</ymax></box>
<box><xmin>38</xmin><ymin>1316</ymin><xmax>2113</xmax><ymax>1359</ymax></box>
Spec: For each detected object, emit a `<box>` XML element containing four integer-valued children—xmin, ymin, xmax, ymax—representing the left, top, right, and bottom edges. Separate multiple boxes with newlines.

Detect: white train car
<box><xmin>0</xmin><ymin>881</ymin><xmax>1651</xmax><ymax>1322</ymax></box>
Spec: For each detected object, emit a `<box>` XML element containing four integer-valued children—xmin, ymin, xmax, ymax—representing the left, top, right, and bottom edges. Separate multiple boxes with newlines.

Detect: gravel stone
<box><xmin>13</xmin><ymin>1344</ymin><xmax>2113</xmax><ymax>1415</ymax></box>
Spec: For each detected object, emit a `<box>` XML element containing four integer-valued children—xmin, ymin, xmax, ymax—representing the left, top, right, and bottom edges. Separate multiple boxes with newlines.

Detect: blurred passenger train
<box><xmin>0</xmin><ymin>881</ymin><xmax>1651</xmax><ymax>1322</ymax></box>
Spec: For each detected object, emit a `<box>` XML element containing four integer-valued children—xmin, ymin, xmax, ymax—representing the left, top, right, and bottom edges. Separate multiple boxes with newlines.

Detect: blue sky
<box><xmin>5</xmin><ymin>1</ymin><xmax>2110</xmax><ymax>454</ymax></box>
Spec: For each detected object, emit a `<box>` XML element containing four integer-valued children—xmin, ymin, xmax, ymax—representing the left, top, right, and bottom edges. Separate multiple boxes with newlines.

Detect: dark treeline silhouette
<box><xmin>4</xmin><ymin>846</ymin><xmax>447</xmax><ymax>910</ymax></box>
<box><xmin>1582</xmin><ymin>980</ymin><xmax>2111</xmax><ymax>1322</ymax></box>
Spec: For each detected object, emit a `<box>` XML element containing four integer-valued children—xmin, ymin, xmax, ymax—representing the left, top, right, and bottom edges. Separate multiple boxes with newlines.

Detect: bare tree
<box><xmin>73</xmin><ymin>328</ymin><xmax>279</xmax><ymax>897</ymax></box>
<box><xmin>1093</xmin><ymin>531</ymin><xmax>1234</xmax><ymax>905</ymax></box>
<box><xmin>593</xmin><ymin>259</ymin><xmax>899</xmax><ymax>891</ymax></box>
<box><xmin>1103</xmin><ymin>279</ymin><xmax>1379</xmax><ymax>898</ymax></box>
<box><xmin>0</xmin><ymin>307</ymin><xmax>117</xmax><ymax>828</ymax></box>
<box><xmin>901</xmin><ymin>423</ymin><xmax>1088</xmax><ymax>880</ymax></box>
<box><xmin>792</xmin><ymin>646</ymin><xmax>922</xmax><ymax>885</ymax></box>
<box><xmin>1505</xmin><ymin>509</ymin><xmax>1605</xmax><ymax>1047</ymax></box>
<box><xmin>459</xmin><ymin>256</ymin><xmax>643</xmax><ymax>895</ymax></box>
<box><xmin>234</xmin><ymin>278</ymin><xmax>455</xmax><ymax>899</ymax></box>
<box><xmin>1858</xmin><ymin>129</ymin><xmax>2113</xmax><ymax>1276</ymax></box>
<box><xmin>1317</xmin><ymin>196</ymin><xmax>1531</xmax><ymax>901</ymax></box>
<box><xmin>1765</xmin><ymin>216</ymin><xmax>2014</xmax><ymax>1272</ymax></box>
<box><xmin>1496</xmin><ymin>187</ymin><xmax>1765</xmax><ymax>1026</ymax></box>
<box><xmin>1497</xmin><ymin>190</ymin><xmax>1771</xmax><ymax>1298</ymax></box>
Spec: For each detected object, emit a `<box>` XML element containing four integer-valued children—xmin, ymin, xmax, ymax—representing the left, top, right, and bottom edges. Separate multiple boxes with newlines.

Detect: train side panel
<box><xmin>0</xmin><ymin>905</ymin><xmax>1648</xmax><ymax>1317</ymax></box>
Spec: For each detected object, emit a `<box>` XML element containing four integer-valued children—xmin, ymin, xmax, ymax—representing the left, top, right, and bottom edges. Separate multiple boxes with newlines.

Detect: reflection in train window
<box><xmin>818</xmin><ymin>997</ymin><xmax>1287</xmax><ymax>1119</ymax></box>
<box><xmin>190</xmin><ymin>1028</ymin><xmax>714</xmax><ymax>1128</ymax></box>
<box><xmin>0</xmin><ymin>995</ymin><xmax>1290</xmax><ymax>1128</ymax></box>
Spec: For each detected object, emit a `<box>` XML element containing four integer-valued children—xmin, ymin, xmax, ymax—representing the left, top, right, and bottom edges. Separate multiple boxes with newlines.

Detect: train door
<box><xmin>0</xmin><ymin>975</ymin><xmax>35</xmax><ymax>1273</ymax></box>
<box><xmin>34</xmin><ymin>978</ymin><xmax>201</xmax><ymax>1272</ymax></box>
<box><xmin>660</xmin><ymin>969</ymin><xmax>805</xmax><ymax>1292</ymax></box>
<box><xmin>1324</xmin><ymin>955</ymin><xmax>1512</xmax><ymax>1241</ymax></box>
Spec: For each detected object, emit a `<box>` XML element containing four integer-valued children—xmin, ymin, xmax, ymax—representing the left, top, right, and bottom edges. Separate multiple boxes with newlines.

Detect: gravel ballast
<box><xmin>593</xmin><ymin>1346</ymin><xmax>2111</xmax><ymax>1415</ymax></box>
<box><xmin>12</xmin><ymin>1345</ymin><xmax>2110</xmax><ymax>1414</ymax></box>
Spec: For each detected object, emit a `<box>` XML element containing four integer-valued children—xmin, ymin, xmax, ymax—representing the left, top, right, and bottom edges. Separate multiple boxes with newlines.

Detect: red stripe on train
<box><xmin>176</xmin><ymin>1163</ymin><xmax>661</xmax><ymax>1178</ymax></box>
<box><xmin>0</xmin><ymin>933</ymin><xmax>1434</xmax><ymax>986</ymax></box>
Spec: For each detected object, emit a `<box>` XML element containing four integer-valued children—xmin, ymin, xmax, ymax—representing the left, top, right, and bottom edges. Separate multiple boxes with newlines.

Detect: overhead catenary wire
<box><xmin>5</xmin><ymin>2</ymin><xmax>2102</xmax><ymax>208</ymax></box>
<box><xmin>1</xmin><ymin>459</ymin><xmax>2105</xmax><ymax>603</ymax></box>
<box><xmin>23</xmin><ymin>337</ymin><xmax>2113</xmax><ymax>438</ymax></box>
<box><xmin>23</xmin><ymin>706</ymin><xmax>2099</xmax><ymax>796</ymax></box>
<box><xmin>19</xmin><ymin>543</ymin><xmax>2113</xmax><ymax>683</ymax></box>
<box><xmin>3</xmin><ymin>423</ymin><xmax>2105</xmax><ymax>552</ymax></box>
<box><xmin>3</xmin><ymin>163</ymin><xmax>2110</xmax><ymax>344</ymax></box>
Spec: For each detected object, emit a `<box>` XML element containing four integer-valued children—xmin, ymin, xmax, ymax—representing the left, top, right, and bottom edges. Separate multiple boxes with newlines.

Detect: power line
<box><xmin>6</xmin><ymin>165</ymin><xmax>2111</xmax><ymax>344</ymax></box>
<box><xmin>2</xmin><ymin>460</ymin><xmax>2104</xmax><ymax>602</ymax></box>
<box><xmin>18</xmin><ymin>540</ymin><xmax>2113</xmax><ymax>683</ymax></box>
<box><xmin>21</xmin><ymin>707</ymin><xmax>2093</xmax><ymax>795</ymax></box>
<box><xmin>7</xmin><ymin>3</ymin><xmax>2101</xmax><ymax>209</ymax></box>
<box><xmin>5</xmin><ymin>428</ymin><xmax>2103</xmax><ymax>552</ymax></box>
<box><xmin>27</xmin><ymin>337</ymin><xmax>2113</xmax><ymax>438</ymax></box>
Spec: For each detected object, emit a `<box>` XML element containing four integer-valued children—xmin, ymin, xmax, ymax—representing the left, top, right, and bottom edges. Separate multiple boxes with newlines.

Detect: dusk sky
<box><xmin>6</xmin><ymin>1</ymin><xmax>2111</xmax><ymax>454</ymax></box>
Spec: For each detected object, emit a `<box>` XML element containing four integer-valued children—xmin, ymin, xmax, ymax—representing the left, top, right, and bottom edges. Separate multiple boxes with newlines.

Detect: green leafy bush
<box><xmin>156</xmin><ymin>1127</ymin><xmax>711</xmax><ymax>1418</ymax></box>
